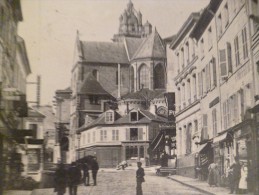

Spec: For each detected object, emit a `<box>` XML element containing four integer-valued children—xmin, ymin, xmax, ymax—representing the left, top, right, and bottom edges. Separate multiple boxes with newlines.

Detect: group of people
<box><xmin>208</xmin><ymin>157</ymin><xmax>249</xmax><ymax>194</ymax></box>
<box><xmin>54</xmin><ymin>158</ymin><xmax>99</xmax><ymax>195</ymax></box>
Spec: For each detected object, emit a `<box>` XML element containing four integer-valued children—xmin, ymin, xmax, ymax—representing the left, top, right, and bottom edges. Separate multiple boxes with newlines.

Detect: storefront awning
<box><xmin>195</xmin><ymin>142</ymin><xmax>208</xmax><ymax>153</ymax></box>
<box><xmin>213</xmin><ymin>132</ymin><xmax>227</xmax><ymax>143</ymax></box>
<box><xmin>152</xmin><ymin>134</ymin><xmax>164</xmax><ymax>151</ymax></box>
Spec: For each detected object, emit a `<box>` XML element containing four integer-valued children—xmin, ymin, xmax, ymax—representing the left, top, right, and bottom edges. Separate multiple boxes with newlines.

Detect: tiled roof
<box><xmin>80</xmin><ymin>41</ymin><xmax>129</xmax><ymax>64</ymax></box>
<box><xmin>124</xmin><ymin>37</ymin><xmax>146</xmax><ymax>60</ymax></box>
<box><xmin>122</xmin><ymin>89</ymin><xmax>165</xmax><ymax>100</ymax></box>
<box><xmin>132</xmin><ymin>29</ymin><xmax>166</xmax><ymax>60</ymax></box>
<box><xmin>79</xmin><ymin>73</ymin><xmax>111</xmax><ymax>96</ymax></box>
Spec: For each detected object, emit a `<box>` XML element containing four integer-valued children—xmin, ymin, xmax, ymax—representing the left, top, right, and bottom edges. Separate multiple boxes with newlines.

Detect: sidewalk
<box><xmin>168</xmin><ymin>175</ymin><xmax>253</xmax><ymax>195</ymax></box>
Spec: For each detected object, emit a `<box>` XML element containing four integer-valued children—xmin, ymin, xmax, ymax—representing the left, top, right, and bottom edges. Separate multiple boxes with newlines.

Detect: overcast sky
<box><xmin>18</xmin><ymin>0</ymin><xmax>209</xmax><ymax>105</ymax></box>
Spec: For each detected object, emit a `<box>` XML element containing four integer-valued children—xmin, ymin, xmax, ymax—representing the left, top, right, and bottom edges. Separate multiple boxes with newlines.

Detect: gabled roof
<box><xmin>132</xmin><ymin>29</ymin><xmax>166</xmax><ymax>60</ymax></box>
<box><xmin>80</xmin><ymin>41</ymin><xmax>129</xmax><ymax>64</ymax></box>
<box><xmin>122</xmin><ymin>89</ymin><xmax>165</xmax><ymax>100</ymax></box>
<box><xmin>124</xmin><ymin>37</ymin><xmax>146</xmax><ymax>60</ymax></box>
<box><xmin>79</xmin><ymin>73</ymin><xmax>111</xmax><ymax>96</ymax></box>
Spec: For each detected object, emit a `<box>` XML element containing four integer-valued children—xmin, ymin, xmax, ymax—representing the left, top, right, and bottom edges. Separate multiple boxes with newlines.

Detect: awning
<box><xmin>213</xmin><ymin>132</ymin><xmax>227</xmax><ymax>143</ymax></box>
<box><xmin>195</xmin><ymin>143</ymin><xmax>208</xmax><ymax>153</ymax></box>
<box><xmin>152</xmin><ymin>134</ymin><xmax>164</xmax><ymax>151</ymax></box>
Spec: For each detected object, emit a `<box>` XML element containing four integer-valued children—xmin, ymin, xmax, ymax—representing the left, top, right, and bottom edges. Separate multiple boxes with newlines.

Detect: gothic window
<box><xmin>139</xmin><ymin>64</ymin><xmax>149</xmax><ymax>89</ymax></box>
<box><xmin>154</xmin><ymin>64</ymin><xmax>165</xmax><ymax>89</ymax></box>
<box><xmin>130</xmin><ymin>66</ymin><xmax>134</xmax><ymax>92</ymax></box>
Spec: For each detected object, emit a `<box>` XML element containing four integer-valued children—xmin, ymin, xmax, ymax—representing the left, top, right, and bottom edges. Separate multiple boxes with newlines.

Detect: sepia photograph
<box><xmin>0</xmin><ymin>0</ymin><xmax>259</xmax><ymax>194</ymax></box>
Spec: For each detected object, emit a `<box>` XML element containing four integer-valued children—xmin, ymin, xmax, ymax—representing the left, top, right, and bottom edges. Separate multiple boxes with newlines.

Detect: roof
<box><xmin>80</xmin><ymin>41</ymin><xmax>129</xmax><ymax>64</ymax></box>
<box><xmin>170</xmin><ymin>12</ymin><xmax>200</xmax><ymax>49</ymax></box>
<box><xmin>124</xmin><ymin>37</ymin><xmax>146</xmax><ymax>60</ymax></box>
<box><xmin>190</xmin><ymin>0</ymin><xmax>222</xmax><ymax>40</ymax></box>
<box><xmin>163</xmin><ymin>35</ymin><xmax>177</xmax><ymax>44</ymax></box>
<box><xmin>122</xmin><ymin>89</ymin><xmax>165</xmax><ymax>100</ymax></box>
<box><xmin>78</xmin><ymin>108</ymin><xmax>166</xmax><ymax>133</ymax></box>
<box><xmin>132</xmin><ymin>29</ymin><xmax>166</xmax><ymax>60</ymax></box>
<box><xmin>78</xmin><ymin>73</ymin><xmax>111</xmax><ymax>96</ymax></box>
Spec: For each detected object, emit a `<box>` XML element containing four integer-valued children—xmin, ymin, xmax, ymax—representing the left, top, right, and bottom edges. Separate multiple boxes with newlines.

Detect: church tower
<box><xmin>113</xmin><ymin>0</ymin><xmax>152</xmax><ymax>42</ymax></box>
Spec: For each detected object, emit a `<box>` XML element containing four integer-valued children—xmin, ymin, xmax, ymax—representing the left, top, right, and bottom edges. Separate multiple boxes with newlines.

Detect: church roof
<box><xmin>122</xmin><ymin>88</ymin><xmax>165</xmax><ymax>100</ymax></box>
<box><xmin>132</xmin><ymin>29</ymin><xmax>166</xmax><ymax>60</ymax></box>
<box><xmin>124</xmin><ymin>37</ymin><xmax>146</xmax><ymax>60</ymax></box>
<box><xmin>79</xmin><ymin>73</ymin><xmax>111</xmax><ymax>96</ymax></box>
<box><xmin>80</xmin><ymin>41</ymin><xmax>129</xmax><ymax>64</ymax></box>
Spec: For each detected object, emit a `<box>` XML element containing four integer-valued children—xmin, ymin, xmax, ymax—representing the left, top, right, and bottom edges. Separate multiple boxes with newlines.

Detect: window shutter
<box><xmin>219</xmin><ymin>49</ymin><xmax>228</xmax><ymax>78</ymax></box>
<box><xmin>126</xmin><ymin>128</ymin><xmax>130</xmax><ymax>140</ymax></box>
<box><xmin>198</xmin><ymin>72</ymin><xmax>203</xmax><ymax>97</ymax></box>
<box><xmin>206</xmin><ymin>64</ymin><xmax>211</xmax><ymax>91</ymax></box>
<box><xmin>212</xmin><ymin>58</ymin><xmax>217</xmax><ymax>86</ymax></box>
<box><xmin>202</xmin><ymin>114</ymin><xmax>208</xmax><ymax>140</ymax></box>
<box><xmin>138</xmin><ymin>128</ymin><xmax>143</xmax><ymax>140</ymax></box>
<box><xmin>226</xmin><ymin>42</ymin><xmax>232</xmax><ymax>73</ymax></box>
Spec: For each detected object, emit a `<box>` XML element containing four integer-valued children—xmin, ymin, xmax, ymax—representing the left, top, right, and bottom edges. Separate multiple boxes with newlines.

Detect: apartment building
<box><xmin>170</xmin><ymin>0</ymin><xmax>259</xmax><ymax>191</ymax></box>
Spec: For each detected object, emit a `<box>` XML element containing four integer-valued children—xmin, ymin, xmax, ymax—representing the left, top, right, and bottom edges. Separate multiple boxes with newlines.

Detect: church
<box><xmin>68</xmin><ymin>0</ymin><xmax>174</xmax><ymax>166</ymax></box>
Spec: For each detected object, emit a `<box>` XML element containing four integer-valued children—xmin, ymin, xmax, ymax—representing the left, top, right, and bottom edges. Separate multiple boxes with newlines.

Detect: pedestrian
<box><xmin>82</xmin><ymin>162</ymin><xmax>90</xmax><ymax>186</ymax></box>
<box><xmin>54</xmin><ymin>163</ymin><xmax>67</xmax><ymax>195</ymax></box>
<box><xmin>160</xmin><ymin>151</ymin><xmax>168</xmax><ymax>167</ymax></box>
<box><xmin>239</xmin><ymin>161</ymin><xmax>248</xmax><ymax>194</ymax></box>
<box><xmin>207</xmin><ymin>162</ymin><xmax>219</xmax><ymax>187</ymax></box>
<box><xmin>225</xmin><ymin>159</ymin><xmax>231</xmax><ymax>186</ymax></box>
<box><xmin>229</xmin><ymin>156</ymin><xmax>241</xmax><ymax>194</ymax></box>
<box><xmin>91</xmin><ymin>157</ymin><xmax>99</xmax><ymax>186</ymax></box>
<box><xmin>67</xmin><ymin>162</ymin><xmax>82</xmax><ymax>195</ymax></box>
<box><xmin>136</xmin><ymin>161</ymin><xmax>145</xmax><ymax>195</ymax></box>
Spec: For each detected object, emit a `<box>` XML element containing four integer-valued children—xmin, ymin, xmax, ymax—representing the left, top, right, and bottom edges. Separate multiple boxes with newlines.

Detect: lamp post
<box><xmin>76</xmin><ymin>132</ymin><xmax>81</xmax><ymax>160</ymax></box>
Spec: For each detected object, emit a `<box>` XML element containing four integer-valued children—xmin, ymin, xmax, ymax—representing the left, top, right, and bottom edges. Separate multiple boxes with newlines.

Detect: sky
<box><xmin>18</xmin><ymin>0</ymin><xmax>209</xmax><ymax>105</ymax></box>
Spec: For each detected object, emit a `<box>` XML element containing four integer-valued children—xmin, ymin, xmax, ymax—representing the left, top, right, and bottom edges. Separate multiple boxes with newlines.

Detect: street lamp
<box><xmin>76</xmin><ymin>132</ymin><xmax>81</xmax><ymax>160</ymax></box>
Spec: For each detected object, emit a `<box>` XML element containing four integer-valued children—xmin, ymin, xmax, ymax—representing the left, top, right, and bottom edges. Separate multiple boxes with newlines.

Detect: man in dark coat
<box><xmin>229</xmin><ymin>157</ymin><xmax>241</xmax><ymax>194</ymax></box>
<box><xmin>54</xmin><ymin>163</ymin><xmax>67</xmax><ymax>195</ymax></box>
<box><xmin>91</xmin><ymin>157</ymin><xmax>99</xmax><ymax>186</ymax></box>
<box><xmin>136</xmin><ymin>161</ymin><xmax>145</xmax><ymax>195</ymax></box>
<box><xmin>82</xmin><ymin>162</ymin><xmax>89</xmax><ymax>186</ymax></box>
<box><xmin>67</xmin><ymin>162</ymin><xmax>82</xmax><ymax>195</ymax></box>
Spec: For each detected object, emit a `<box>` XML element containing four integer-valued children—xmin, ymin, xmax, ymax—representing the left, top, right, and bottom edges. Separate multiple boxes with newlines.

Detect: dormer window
<box><xmin>130</xmin><ymin>111</ymin><xmax>138</xmax><ymax>122</ymax></box>
<box><xmin>105</xmin><ymin>111</ymin><xmax>114</xmax><ymax>123</ymax></box>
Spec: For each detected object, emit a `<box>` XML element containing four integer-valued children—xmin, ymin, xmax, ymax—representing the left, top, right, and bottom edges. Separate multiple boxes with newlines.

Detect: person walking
<box><xmin>91</xmin><ymin>157</ymin><xmax>99</xmax><ymax>186</ymax></box>
<box><xmin>229</xmin><ymin>156</ymin><xmax>241</xmax><ymax>194</ymax></box>
<box><xmin>239</xmin><ymin>161</ymin><xmax>248</xmax><ymax>194</ymax></box>
<box><xmin>54</xmin><ymin>163</ymin><xmax>67</xmax><ymax>195</ymax></box>
<box><xmin>67</xmin><ymin>162</ymin><xmax>82</xmax><ymax>195</ymax></box>
<box><xmin>82</xmin><ymin>162</ymin><xmax>90</xmax><ymax>186</ymax></box>
<box><xmin>136</xmin><ymin>161</ymin><xmax>145</xmax><ymax>195</ymax></box>
<box><xmin>208</xmin><ymin>162</ymin><xmax>218</xmax><ymax>187</ymax></box>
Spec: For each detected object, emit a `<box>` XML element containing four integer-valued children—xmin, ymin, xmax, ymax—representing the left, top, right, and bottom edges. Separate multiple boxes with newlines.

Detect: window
<box><xmin>224</xmin><ymin>4</ymin><xmax>229</xmax><ymax>27</ymax></box>
<box><xmin>130</xmin><ymin>128</ymin><xmax>138</xmax><ymax>140</ymax></box>
<box><xmin>154</xmin><ymin>64</ymin><xmax>165</xmax><ymax>89</ymax></box>
<box><xmin>233</xmin><ymin>94</ymin><xmax>239</xmax><ymax>124</ymax></box>
<box><xmin>223</xmin><ymin>101</ymin><xmax>227</xmax><ymax>129</ymax></box>
<box><xmin>198</xmin><ymin>72</ymin><xmax>203</xmax><ymax>97</ymax></box>
<box><xmin>227</xmin><ymin>98</ymin><xmax>231</xmax><ymax>127</ymax></box>
<box><xmin>202</xmin><ymin>68</ymin><xmax>206</xmax><ymax>95</ymax></box>
<box><xmin>139</xmin><ymin>64</ymin><xmax>149</xmax><ymax>89</ymax></box>
<box><xmin>93</xmin><ymin>132</ymin><xmax>95</xmax><ymax>142</ymax></box>
<box><xmin>234</xmin><ymin>36</ymin><xmax>240</xmax><ymax>66</ymax></box>
<box><xmin>112</xmin><ymin>130</ymin><xmax>119</xmax><ymax>141</ymax></box>
<box><xmin>130</xmin><ymin>111</ymin><xmax>138</xmax><ymax>122</ymax></box>
<box><xmin>219</xmin><ymin>49</ymin><xmax>227</xmax><ymax>79</ymax></box>
<box><xmin>92</xmin><ymin>69</ymin><xmax>99</xmax><ymax>81</ymax></box>
<box><xmin>178</xmin><ymin>87</ymin><xmax>181</xmax><ymax>110</ymax></box>
<box><xmin>176</xmin><ymin>53</ymin><xmax>180</xmax><ymax>72</ymax></box>
<box><xmin>211</xmin><ymin>58</ymin><xmax>217</xmax><ymax>87</ymax></box>
<box><xmin>242</xmin><ymin>27</ymin><xmax>248</xmax><ymax>59</ymax></box>
<box><xmin>186</xmin><ymin>42</ymin><xmax>189</xmax><ymax>64</ymax></box>
<box><xmin>208</xmin><ymin>27</ymin><xmax>212</xmax><ymax>49</ymax></box>
<box><xmin>200</xmin><ymin>39</ymin><xmax>204</xmax><ymax>58</ymax></box>
<box><xmin>181</xmin><ymin>48</ymin><xmax>184</xmax><ymax>67</ymax></box>
<box><xmin>100</xmin><ymin>130</ymin><xmax>107</xmax><ymax>141</ymax></box>
<box><xmin>217</xmin><ymin>14</ymin><xmax>222</xmax><ymax>37</ymax></box>
<box><xmin>130</xmin><ymin>66</ymin><xmax>134</xmax><ymax>92</ymax></box>
<box><xmin>105</xmin><ymin>111</ymin><xmax>114</xmax><ymax>123</ymax></box>
<box><xmin>192</xmin><ymin>74</ymin><xmax>197</xmax><ymax>99</ymax></box>
<box><xmin>205</xmin><ymin>64</ymin><xmax>211</xmax><ymax>92</ymax></box>
<box><xmin>212</xmin><ymin>109</ymin><xmax>217</xmax><ymax>137</ymax></box>
<box><xmin>202</xmin><ymin>114</ymin><xmax>208</xmax><ymax>140</ymax></box>
<box><xmin>226</xmin><ymin>42</ymin><xmax>233</xmax><ymax>73</ymax></box>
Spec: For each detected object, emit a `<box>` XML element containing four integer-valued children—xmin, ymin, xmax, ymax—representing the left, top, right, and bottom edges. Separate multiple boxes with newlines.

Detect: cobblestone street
<box><xmin>30</xmin><ymin>167</ymin><xmax>206</xmax><ymax>195</ymax></box>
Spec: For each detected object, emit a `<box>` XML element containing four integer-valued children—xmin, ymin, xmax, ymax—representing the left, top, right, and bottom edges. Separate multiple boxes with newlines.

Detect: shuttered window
<box><xmin>234</xmin><ymin>36</ymin><xmax>240</xmax><ymax>66</ymax></box>
<box><xmin>202</xmin><ymin>114</ymin><xmax>208</xmax><ymax>140</ymax></box>
<box><xmin>138</xmin><ymin>128</ymin><xmax>143</xmax><ymax>140</ymax></box>
<box><xmin>233</xmin><ymin>94</ymin><xmax>239</xmax><ymax>124</ymax></box>
<box><xmin>240</xmin><ymin>89</ymin><xmax>245</xmax><ymax>119</ymax></box>
<box><xmin>242</xmin><ymin>27</ymin><xmax>248</xmax><ymax>59</ymax></box>
<box><xmin>198</xmin><ymin>72</ymin><xmax>203</xmax><ymax>97</ymax></box>
<box><xmin>211</xmin><ymin>58</ymin><xmax>217</xmax><ymax>87</ymax></box>
<box><xmin>219</xmin><ymin>49</ymin><xmax>228</xmax><ymax>78</ymax></box>
<box><xmin>227</xmin><ymin>99</ymin><xmax>231</xmax><ymax>127</ymax></box>
<box><xmin>206</xmin><ymin>64</ymin><xmax>211</xmax><ymax>91</ymax></box>
<box><xmin>202</xmin><ymin>68</ymin><xmax>206</xmax><ymax>95</ymax></box>
<box><xmin>212</xmin><ymin>109</ymin><xmax>217</xmax><ymax>137</ymax></box>
<box><xmin>227</xmin><ymin>42</ymin><xmax>232</xmax><ymax>73</ymax></box>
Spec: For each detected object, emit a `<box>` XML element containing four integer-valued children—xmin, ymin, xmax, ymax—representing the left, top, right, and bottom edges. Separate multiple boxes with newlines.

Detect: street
<box><xmin>59</xmin><ymin>167</ymin><xmax>206</xmax><ymax>195</ymax></box>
